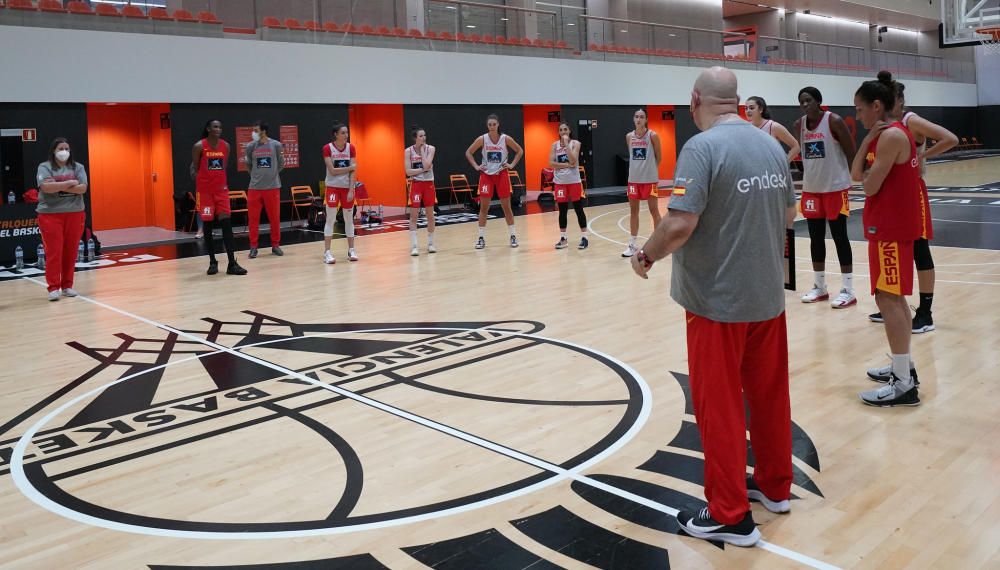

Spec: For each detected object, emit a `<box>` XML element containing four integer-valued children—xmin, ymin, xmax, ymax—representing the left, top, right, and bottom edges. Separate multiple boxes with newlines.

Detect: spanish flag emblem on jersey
<box><xmin>673</xmin><ymin>178</ymin><xmax>687</xmax><ymax>196</ymax></box>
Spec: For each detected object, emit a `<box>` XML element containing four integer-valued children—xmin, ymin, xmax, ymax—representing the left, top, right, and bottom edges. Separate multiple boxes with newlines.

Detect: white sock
<box><xmin>842</xmin><ymin>273</ymin><xmax>853</xmax><ymax>291</ymax></box>
<box><xmin>560</xmin><ymin>231</ymin><xmax>567</xmax><ymax>240</ymax></box>
<box><xmin>428</xmin><ymin>232</ymin><xmax>434</xmax><ymax>245</ymax></box>
<box><xmin>581</xmin><ymin>230</ymin><xmax>589</xmax><ymax>237</ymax></box>
<box><xmin>409</xmin><ymin>230</ymin><xmax>417</xmax><ymax>247</ymax></box>
<box><xmin>815</xmin><ymin>271</ymin><xmax>826</xmax><ymax>290</ymax></box>
<box><xmin>508</xmin><ymin>224</ymin><xmax>516</xmax><ymax>237</ymax></box>
<box><xmin>629</xmin><ymin>235</ymin><xmax>637</xmax><ymax>246</ymax></box>
<box><xmin>478</xmin><ymin>227</ymin><xmax>485</xmax><ymax>238</ymax></box>
<box><xmin>891</xmin><ymin>353</ymin><xmax>912</xmax><ymax>382</ymax></box>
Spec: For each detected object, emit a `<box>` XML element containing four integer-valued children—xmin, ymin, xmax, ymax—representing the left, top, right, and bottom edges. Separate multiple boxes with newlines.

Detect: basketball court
<box><xmin>1</xmin><ymin>150</ymin><xmax>999</xmax><ymax>568</ymax></box>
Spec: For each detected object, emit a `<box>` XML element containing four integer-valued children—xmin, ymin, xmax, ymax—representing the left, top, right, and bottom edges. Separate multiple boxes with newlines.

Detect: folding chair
<box><xmin>290</xmin><ymin>185</ymin><xmax>315</xmax><ymax>225</ymax></box>
<box><xmin>449</xmin><ymin>174</ymin><xmax>474</xmax><ymax>206</ymax></box>
<box><xmin>228</xmin><ymin>190</ymin><xmax>249</xmax><ymax>232</ymax></box>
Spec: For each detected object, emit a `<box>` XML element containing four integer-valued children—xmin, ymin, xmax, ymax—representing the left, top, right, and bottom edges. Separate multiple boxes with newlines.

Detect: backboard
<box><xmin>941</xmin><ymin>0</ymin><xmax>1000</xmax><ymax>46</ymax></box>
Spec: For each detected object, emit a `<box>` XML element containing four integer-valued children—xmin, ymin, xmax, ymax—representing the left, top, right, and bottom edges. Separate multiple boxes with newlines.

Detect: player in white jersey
<box><xmin>622</xmin><ymin>108</ymin><xmax>662</xmax><ymax>257</ymax></box>
<box><xmin>867</xmin><ymin>75</ymin><xmax>958</xmax><ymax>336</ymax></box>
<box><xmin>550</xmin><ymin>122</ymin><xmax>589</xmax><ymax>250</ymax></box>
<box><xmin>405</xmin><ymin>125</ymin><xmax>437</xmax><ymax>256</ymax></box>
<box><xmin>465</xmin><ymin>114</ymin><xmax>524</xmax><ymax>249</ymax></box>
<box><xmin>793</xmin><ymin>87</ymin><xmax>858</xmax><ymax>308</ymax></box>
<box><xmin>322</xmin><ymin>122</ymin><xmax>358</xmax><ymax>264</ymax></box>
<box><xmin>745</xmin><ymin>96</ymin><xmax>800</xmax><ymax>163</ymax></box>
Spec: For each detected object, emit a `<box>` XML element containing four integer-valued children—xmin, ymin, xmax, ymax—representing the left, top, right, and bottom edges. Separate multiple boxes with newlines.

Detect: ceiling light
<box><xmin>466</xmin><ymin>24</ymin><xmax>476</xmax><ymax>28</ymax></box>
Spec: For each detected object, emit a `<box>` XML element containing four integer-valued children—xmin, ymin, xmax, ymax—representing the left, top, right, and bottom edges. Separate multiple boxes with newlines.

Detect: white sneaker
<box><xmin>475</xmin><ymin>236</ymin><xmax>486</xmax><ymax>250</ymax></box>
<box><xmin>410</xmin><ymin>247</ymin><xmax>419</xmax><ymax>257</ymax></box>
<box><xmin>48</xmin><ymin>290</ymin><xmax>61</xmax><ymax>302</ymax></box>
<box><xmin>348</xmin><ymin>248</ymin><xmax>359</xmax><ymax>262</ymax></box>
<box><xmin>622</xmin><ymin>244</ymin><xmax>638</xmax><ymax>258</ymax></box>
<box><xmin>323</xmin><ymin>250</ymin><xmax>336</xmax><ymax>264</ymax></box>
<box><xmin>428</xmin><ymin>243</ymin><xmax>437</xmax><ymax>254</ymax></box>
<box><xmin>61</xmin><ymin>288</ymin><xmax>79</xmax><ymax>297</ymax></box>
<box><xmin>555</xmin><ymin>237</ymin><xmax>569</xmax><ymax>250</ymax></box>
<box><xmin>801</xmin><ymin>285</ymin><xmax>829</xmax><ymax>303</ymax></box>
<box><xmin>830</xmin><ymin>288</ymin><xmax>857</xmax><ymax>309</ymax></box>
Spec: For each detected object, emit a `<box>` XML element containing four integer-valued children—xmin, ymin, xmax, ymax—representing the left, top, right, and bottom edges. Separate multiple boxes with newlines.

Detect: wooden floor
<box><xmin>1</xmin><ymin>158</ymin><xmax>999</xmax><ymax>569</ymax></box>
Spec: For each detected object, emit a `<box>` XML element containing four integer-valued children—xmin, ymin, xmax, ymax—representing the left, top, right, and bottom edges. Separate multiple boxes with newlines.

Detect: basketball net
<box><xmin>975</xmin><ymin>28</ymin><xmax>1000</xmax><ymax>55</ymax></box>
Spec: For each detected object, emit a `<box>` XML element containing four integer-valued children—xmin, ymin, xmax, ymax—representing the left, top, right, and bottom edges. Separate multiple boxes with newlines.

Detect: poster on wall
<box><xmin>279</xmin><ymin>125</ymin><xmax>300</xmax><ymax>168</ymax></box>
<box><xmin>235</xmin><ymin>126</ymin><xmax>254</xmax><ymax>172</ymax></box>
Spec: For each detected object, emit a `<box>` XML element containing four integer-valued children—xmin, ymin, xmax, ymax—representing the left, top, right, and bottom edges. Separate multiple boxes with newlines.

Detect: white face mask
<box><xmin>251</xmin><ymin>131</ymin><xmax>260</xmax><ymax>142</ymax></box>
<box><xmin>55</xmin><ymin>150</ymin><xmax>70</xmax><ymax>162</ymax></box>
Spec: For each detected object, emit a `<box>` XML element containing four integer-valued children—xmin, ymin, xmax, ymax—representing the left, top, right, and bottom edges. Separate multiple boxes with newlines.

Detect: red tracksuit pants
<box><xmin>686</xmin><ymin>310</ymin><xmax>793</xmax><ymax>524</ymax></box>
<box><xmin>248</xmin><ymin>189</ymin><xmax>281</xmax><ymax>248</ymax></box>
<box><xmin>37</xmin><ymin>211</ymin><xmax>86</xmax><ymax>293</ymax></box>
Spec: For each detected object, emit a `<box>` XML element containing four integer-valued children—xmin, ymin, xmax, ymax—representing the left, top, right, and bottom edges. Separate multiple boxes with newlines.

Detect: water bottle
<box><xmin>6</xmin><ymin>191</ymin><xmax>14</xmax><ymax>205</ymax></box>
<box><xmin>78</xmin><ymin>240</ymin><xmax>85</xmax><ymax>263</ymax></box>
<box><xmin>36</xmin><ymin>243</ymin><xmax>45</xmax><ymax>269</ymax></box>
<box><xmin>14</xmin><ymin>245</ymin><xmax>24</xmax><ymax>270</ymax></box>
<box><xmin>87</xmin><ymin>238</ymin><xmax>95</xmax><ymax>262</ymax></box>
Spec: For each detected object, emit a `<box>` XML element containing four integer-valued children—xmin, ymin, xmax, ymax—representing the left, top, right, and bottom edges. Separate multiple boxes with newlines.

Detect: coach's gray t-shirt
<box><xmin>668</xmin><ymin>120</ymin><xmax>796</xmax><ymax>323</ymax></box>
<box><xmin>36</xmin><ymin>161</ymin><xmax>87</xmax><ymax>214</ymax></box>
<box><xmin>245</xmin><ymin>139</ymin><xmax>284</xmax><ymax>190</ymax></box>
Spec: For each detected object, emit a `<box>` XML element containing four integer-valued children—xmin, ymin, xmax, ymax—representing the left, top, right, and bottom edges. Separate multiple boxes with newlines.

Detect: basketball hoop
<box><xmin>975</xmin><ymin>27</ymin><xmax>1000</xmax><ymax>54</ymax></box>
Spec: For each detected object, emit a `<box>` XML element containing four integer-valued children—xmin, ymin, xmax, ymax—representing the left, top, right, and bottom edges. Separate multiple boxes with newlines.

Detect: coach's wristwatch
<box><xmin>637</xmin><ymin>249</ymin><xmax>654</xmax><ymax>270</ymax></box>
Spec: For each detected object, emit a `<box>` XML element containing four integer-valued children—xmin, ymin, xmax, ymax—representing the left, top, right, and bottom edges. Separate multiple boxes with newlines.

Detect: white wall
<box><xmin>0</xmin><ymin>25</ymin><xmax>977</xmax><ymax>107</ymax></box>
<box><xmin>976</xmin><ymin>46</ymin><xmax>1000</xmax><ymax>105</ymax></box>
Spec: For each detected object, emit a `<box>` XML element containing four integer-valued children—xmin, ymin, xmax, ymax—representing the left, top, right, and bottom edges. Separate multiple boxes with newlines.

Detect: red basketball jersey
<box><xmin>196</xmin><ymin>138</ymin><xmax>228</xmax><ymax>193</ymax></box>
<box><xmin>862</xmin><ymin>123</ymin><xmax>922</xmax><ymax>241</ymax></box>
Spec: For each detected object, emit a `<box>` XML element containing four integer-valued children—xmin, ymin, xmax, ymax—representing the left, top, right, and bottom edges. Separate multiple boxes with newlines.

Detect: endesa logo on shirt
<box><xmin>736</xmin><ymin>170</ymin><xmax>788</xmax><ymax>194</ymax></box>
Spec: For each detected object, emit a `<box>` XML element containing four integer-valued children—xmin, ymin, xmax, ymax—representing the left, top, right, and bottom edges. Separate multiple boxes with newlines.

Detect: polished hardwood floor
<box><xmin>1</xmin><ymin>158</ymin><xmax>998</xmax><ymax>569</ymax></box>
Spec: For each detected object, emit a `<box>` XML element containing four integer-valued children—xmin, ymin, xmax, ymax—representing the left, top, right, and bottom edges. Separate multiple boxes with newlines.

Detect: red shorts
<box><xmin>325</xmin><ymin>186</ymin><xmax>354</xmax><ymax>209</ymax></box>
<box><xmin>918</xmin><ymin>179</ymin><xmax>933</xmax><ymax>240</ymax></box>
<box><xmin>409</xmin><ymin>180</ymin><xmax>437</xmax><ymax>207</ymax></box>
<box><xmin>554</xmin><ymin>183</ymin><xmax>584</xmax><ymax>203</ymax></box>
<box><xmin>198</xmin><ymin>188</ymin><xmax>230</xmax><ymax>221</ymax></box>
<box><xmin>478</xmin><ymin>170</ymin><xmax>511</xmax><ymax>199</ymax></box>
<box><xmin>801</xmin><ymin>189</ymin><xmax>850</xmax><ymax>220</ymax></box>
<box><xmin>868</xmin><ymin>239</ymin><xmax>914</xmax><ymax>296</ymax></box>
<box><xmin>627</xmin><ymin>182</ymin><xmax>658</xmax><ymax>200</ymax></box>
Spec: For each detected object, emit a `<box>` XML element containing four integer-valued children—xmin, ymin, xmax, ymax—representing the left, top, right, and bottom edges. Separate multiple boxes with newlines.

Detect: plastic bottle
<box><xmin>36</xmin><ymin>243</ymin><xmax>45</xmax><ymax>269</ymax></box>
<box><xmin>14</xmin><ymin>245</ymin><xmax>24</xmax><ymax>270</ymax></box>
<box><xmin>6</xmin><ymin>191</ymin><xmax>14</xmax><ymax>205</ymax></box>
<box><xmin>87</xmin><ymin>238</ymin><xmax>95</xmax><ymax>262</ymax></box>
<box><xmin>78</xmin><ymin>240</ymin><xmax>85</xmax><ymax>263</ymax></box>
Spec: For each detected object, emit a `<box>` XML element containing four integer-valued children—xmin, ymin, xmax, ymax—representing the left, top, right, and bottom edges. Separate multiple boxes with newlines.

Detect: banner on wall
<box><xmin>279</xmin><ymin>125</ymin><xmax>299</xmax><ymax>168</ymax></box>
<box><xmin>235</xmin><ymin>126</ymin><xmax>254</xmax><ymax>172</ymax></box>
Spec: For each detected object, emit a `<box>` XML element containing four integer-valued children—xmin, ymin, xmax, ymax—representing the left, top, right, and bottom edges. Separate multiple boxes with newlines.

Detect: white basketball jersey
<box><xmin>800</xmin><ymin>112</ymin><xmax>851</xmax><ymax>194</ymax></box>
<box><xmin>481</xmin><ymin>134</ymin><xmax>508</xmax><ymax>176</ymax></box>
<box><xmin>552</xmin><ymin>140</ymin><xmax>581</xmax><ymax>185</ymax></box>
<box><xmin>902</xmin><ymin>111</ymin><xmax>927</xmax><ymax>177</ymax></box>
<box><xmin>325</xmin><ymin>142</ymin><xmax>352</xmax><ymax>188</ymax></box>
<box><xmin>408</xmin><ymin>144</ymin><xmax>434</xmax><ymax>182</ymax></box>
<box><xmin>627</xmin><ymin>129</ymin><xmax>658</xmax><ymax>183</ymax></box>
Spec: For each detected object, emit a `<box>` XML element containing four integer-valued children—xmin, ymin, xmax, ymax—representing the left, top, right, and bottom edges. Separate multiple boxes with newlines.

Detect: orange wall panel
<box><xmin>647</xmin><ymin>105</ymin><xmax>677</xmax><ymax>180</ymax></box>
<box><xmin>87</xmin><ymin>105</ymin><xmax>149</xmax><ymax>231</ymax></box>
<box><xmin>348</xmin><ymin>104</ymin><xmax>406</xmax><ymax>207</ymax></box>
<box><xmin>146</xmin><ymin>104</ymin><xmax>174</xmax><ymax>230</ymax></box>
<box><xmin>522</xmin><ymin>105</ymin><xmax>561</xmax><ymax>191</ymax></box>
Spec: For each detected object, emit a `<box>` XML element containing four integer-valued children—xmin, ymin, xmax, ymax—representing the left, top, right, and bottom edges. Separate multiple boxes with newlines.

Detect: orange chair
<box><xmin>198</xmin><ymin>11</ymin><xmax>220</xmax><ymax>24</ymax></box>
<box><xmin>425</xmin><ymin>30</ymin><xmax>439</xmax><ymax>40</ymax></box>
<box><xmin>393</xmin><ymin>27</ymin><xmax>407</xmax><ymax>37</ymax></box>
<box><xmin>228</xmin><ymin>191</ymin><xmax>249</xmax><ymax>231</ymax></box>
<box><xmin>38</xmin><ymin>0</ymin><xmax>64</xmax><ymax>13</ymax></box>
<box><xmin>408</xmin><ymin>28</ymin><xmax>424</xmax><ymax>38</ymax></box>
<box><xmin>449</xmin><ymin>174</ymin><xmax>474</xmax><ymax>205</ymax></box>
<box><xmin>121</xmin><ymin>4</ymin><xmax>146</xmax><ymax>18</ymax></box>
<box><xmin>8</xmin><ymin>0</ymin><xmax>37</xmax><ymax>10</ymax></box>
<box><xmin>173</xmin><ymin>9</ymin><xmax>198</xmax><ymax>22</ymax></box>
<box><xmin>95</xmin><ymin>3</ymin><xmax>122</xmax><ymax>16</ymax></box>
<box><xmin>360</xmin><ymin>24</ymin><xmax>375</xmax><ymax>35</ymax></box>
<box><xmin>376</xmin><ymin>25</ymin><xmax>391</xmax><ymax>36</ymax></box>
<box><xmin>303</xmin><ymin>20</ymin><xmax>321</xmax><ymax>31</ymax></box>
<box><xmin>66</xmin><ymin>1</ymin><xmax>94</xmax><ymax>15</ymax></box>
<box><xmin>149</xmin><ymin>7</ymin><xmax>172</xmax><ymax>20</ymax></box>
<box><xmin>439</xmin><ymin>31</ymin><xmax>454</xmax><ymax>40</ymax></box>
<box><xmin>284</xmin><ymin>18</ymin><xmax>305</xmax><ymax>30</ymax></box>
<box><xmin>323</xmin><ymin>21</ymin><xmax>339</xmax><ymax>32</ymax></box>
<box><xmin>262</xmin><ymin>16</ymin><xmax>283</xmax><ymax>29</ymax></box>
<box><xmin>290</xmin><ymin>186</ymin><xmax>316</xmax><ymax>224</ymax></box>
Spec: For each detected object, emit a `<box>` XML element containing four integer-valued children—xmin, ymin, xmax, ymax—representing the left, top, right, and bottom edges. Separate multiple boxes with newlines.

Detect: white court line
<box><xmin>931</xmin><ymin>218</ymin><xmax>1000</xmax><ymax>224</ymax></box>
<box><xmin>11</xmin><ymin>278</ymin><xmax>840</xmax><ymax>569</ymax></box>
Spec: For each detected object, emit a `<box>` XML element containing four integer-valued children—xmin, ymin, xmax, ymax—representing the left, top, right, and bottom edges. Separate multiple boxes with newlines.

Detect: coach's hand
<box><xmin>631</xmin><ymin>249</ymin><xmax>654</xmax><ymax>279</ymax></box>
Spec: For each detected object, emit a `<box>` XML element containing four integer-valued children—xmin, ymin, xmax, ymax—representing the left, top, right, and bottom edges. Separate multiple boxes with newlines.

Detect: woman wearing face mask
<box><xmin>745</xmin><ymin>96</ymin><xmax>800</xmax><ymax>163</ymax></box>
<box><xmin>36</xmin><ymin>138</ymin><xmax>88</xmax><ymax>301</ymax></box>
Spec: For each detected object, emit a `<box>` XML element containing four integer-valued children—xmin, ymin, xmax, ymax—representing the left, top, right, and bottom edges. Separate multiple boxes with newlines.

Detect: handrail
<box><xmin>758</xmin><ymin>35</ymin><xmax>861</xmax><ymax>51</ymax></box>
<box><xmin>872</xmin><ymin>47</ymin><xmax>945</xmax><ymax>61</ymax></box>
<box><xmin>577</xmin><ymin>14</ymin><xmax>747</xmax><ymax>37</ymax></box>
<box><xmin>430</xmin><ymin>0</ymin><xmax>557</xmax><ymax>18</ymax></box>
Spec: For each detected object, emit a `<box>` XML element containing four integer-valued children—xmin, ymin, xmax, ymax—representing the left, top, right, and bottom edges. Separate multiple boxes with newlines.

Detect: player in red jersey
<box><xmin>851</xmin><ymin>72</ymin><xmax>922</xmax><ymax>407</ymax></box>
<box><xmin>191</xmin><ymin>119</ymin><xmax>246</xmax><ymax>276</ymax></box>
